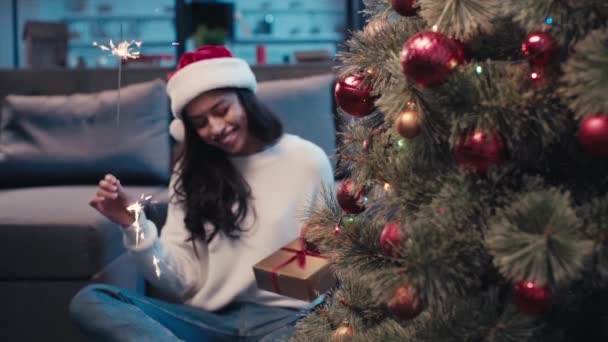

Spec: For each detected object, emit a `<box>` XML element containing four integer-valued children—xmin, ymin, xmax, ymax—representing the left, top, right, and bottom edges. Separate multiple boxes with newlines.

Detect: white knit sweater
<box><xmin>122</xmin><ymin>134</ymin><xmax>334</xmax><ymax>311</ymax></box>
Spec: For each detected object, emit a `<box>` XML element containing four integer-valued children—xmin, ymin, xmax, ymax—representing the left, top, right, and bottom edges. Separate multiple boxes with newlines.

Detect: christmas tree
<box><xmin>293</xmin><ymin>0</ymin><xmax>608</xmax><ymax>340</ymax></box>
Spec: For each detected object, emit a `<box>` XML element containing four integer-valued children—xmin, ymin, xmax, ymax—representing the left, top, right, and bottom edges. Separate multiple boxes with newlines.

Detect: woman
<box><xmin>69</xmin><ymin>46</ymin><xmax>334</xmax><ymax>341</ymax></box>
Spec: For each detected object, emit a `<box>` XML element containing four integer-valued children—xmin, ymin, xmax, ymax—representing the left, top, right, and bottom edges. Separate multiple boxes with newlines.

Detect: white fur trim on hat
<box><xmin>166</xmin><ymin>57</ymin><xmax>257</xmax><ymax>118</ymax></box>
<box><xmin>169</xmin><ymin>118</ymin><xmax>185</xmax><ymax>142</ymax></box>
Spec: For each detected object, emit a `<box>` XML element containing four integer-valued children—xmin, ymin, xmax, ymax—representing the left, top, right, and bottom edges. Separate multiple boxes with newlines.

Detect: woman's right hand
<box><xmin>89</xmin><ymin>174</ymin><xmax>136</xmax><ymax>228</ymax></box>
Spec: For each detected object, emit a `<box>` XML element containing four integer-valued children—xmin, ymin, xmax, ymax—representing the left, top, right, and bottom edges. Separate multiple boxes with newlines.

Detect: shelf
<box><xmin>63</xmin><ymin>15</ymin><xmax>174</xmax><ymax>22</ymax></box>
<box><xmin>234</xmin><ymin>36</ymin><xmax>343</xmax><ymax>44</ymax></box>
<box><xmin>240</xmin><ymin>9</ymin><xmax>343</xmax><ymax>15</ymax></box>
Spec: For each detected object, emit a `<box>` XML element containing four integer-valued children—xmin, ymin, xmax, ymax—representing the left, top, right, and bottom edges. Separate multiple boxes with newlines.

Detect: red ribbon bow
<box><xmin>270</xmin><ymin>238</ymin><xmax>327</xmax><ymax>295</ymax></box>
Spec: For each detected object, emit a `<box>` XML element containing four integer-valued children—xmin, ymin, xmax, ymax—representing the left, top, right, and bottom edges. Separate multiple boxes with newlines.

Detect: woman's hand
<box><xmin>89</xmin><ymin>174</ymin><xmax>135</xmax><ymax>228</ymax></box>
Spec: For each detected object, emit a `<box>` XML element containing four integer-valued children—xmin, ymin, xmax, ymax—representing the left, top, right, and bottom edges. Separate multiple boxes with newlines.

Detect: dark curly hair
<box><xmin>172</xmin><ymin>88</ymin><xmax>283</xmax><ymax>243</ymax></box>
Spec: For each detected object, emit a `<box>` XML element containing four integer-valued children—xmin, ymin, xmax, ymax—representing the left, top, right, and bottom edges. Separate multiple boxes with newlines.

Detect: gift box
<box><xmin>253</xmin><ymin>239</ymin><xmax>336</xmax><ymax>301</ymax></box>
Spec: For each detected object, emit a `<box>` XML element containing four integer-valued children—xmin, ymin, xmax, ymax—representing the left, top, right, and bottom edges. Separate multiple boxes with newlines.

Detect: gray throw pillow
<box><xmin>0</xmin><ymin>79</ymin><xmax>170</xmax><ymax>188</ymax></box>
<box><xmin>257</xmin><ymin>73</ymin><xmax>336</xmax><ymax>169</ymax></box>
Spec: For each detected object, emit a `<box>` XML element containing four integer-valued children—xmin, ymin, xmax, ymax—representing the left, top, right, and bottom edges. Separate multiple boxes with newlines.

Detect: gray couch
<box><xmin>0</xmin><ymin>67</ymin><xmax>337</xmax><ymax>341</ymax></box>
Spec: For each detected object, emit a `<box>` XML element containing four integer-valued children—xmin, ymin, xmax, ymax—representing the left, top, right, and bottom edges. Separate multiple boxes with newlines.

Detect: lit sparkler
<box><xmin>152</xmin><ymin>255</ymin><xmax>162</xmax><ymax>278</ymax></box>
<box><xmin>93</xmin><ymin>24</ymin><xmax>142</xmax><ymax>126</ymax></box>
<box><xmin>126</xmin><ymin>194</ymin><xmax>152</xmax><ymax>246</ymax></box>
<box><xmin>93</xmin><ymin>39</ymin><xmax>142</xmax><ymax>60</ymax></box>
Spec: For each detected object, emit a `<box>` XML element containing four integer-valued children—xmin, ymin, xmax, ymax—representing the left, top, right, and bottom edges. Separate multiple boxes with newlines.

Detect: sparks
<box><xmin>152</xmin><ymin>256</ymin><xmax>162</xmax><ymax>278</ymax></box>
<box><xmin>93</xmin><ymin>40</ymin><xmax>142</xmax><ymax>60</ymax></box>
<box><xmin>125</xmin><ymin>194</ymin><xmax>152</xmax><ymax>246</ymax></box>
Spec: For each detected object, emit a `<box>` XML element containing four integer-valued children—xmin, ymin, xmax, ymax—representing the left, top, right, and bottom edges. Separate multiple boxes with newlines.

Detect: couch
<box><xmin>0</xmin><ymin>67</ymin><xmax>337</xmax><ymax>341</ymax></box>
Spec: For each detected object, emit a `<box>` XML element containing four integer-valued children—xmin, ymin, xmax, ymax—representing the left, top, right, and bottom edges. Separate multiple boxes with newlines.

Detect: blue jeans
<box><xmin>69</xmin><ymin>284</ymin><xmax>322</xmax><ymax>341</ymax></box>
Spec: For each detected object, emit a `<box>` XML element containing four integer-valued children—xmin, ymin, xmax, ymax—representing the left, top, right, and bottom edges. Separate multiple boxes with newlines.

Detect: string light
<box><xmin>545</xmin><ymin>17</ymin><xmax>554</xmax><ymax>25</ymax></box>
<box><xmin>475</xmin><ymin>65</ymin><xmax>483</xmax><ymax>75</ymax></box>
<box><xmin>530</xmin><ymin>69</ymin><xmax>543</xmax><ymax>84</ymax></box>
<box><xmin>384</xmin><ymin>183</ymin><xmax>392</xmax><ymax>191</ymax></box>
<box><xmin>397</xmin><ymin>138</ymin><xmax>406</xmax><ymax>148</ymax></box>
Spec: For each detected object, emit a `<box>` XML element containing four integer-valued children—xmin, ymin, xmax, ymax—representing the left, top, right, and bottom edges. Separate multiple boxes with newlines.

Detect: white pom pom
<box><xmin>169</xmin><ymin>118</ymin><xmax>185</xmax><ymax>142</ymax></box>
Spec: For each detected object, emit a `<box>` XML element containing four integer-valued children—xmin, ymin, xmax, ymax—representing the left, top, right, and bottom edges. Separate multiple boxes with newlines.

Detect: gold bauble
<box><xmin>332</xmin><ymin>325</ymin><xmax>354</xmax><ymax>341</ymax></box>
<box><xmin>395</xmin><ymin>109</ymin><xmax>421</xmax><ymax>139</ymax></box>
<box><xmin>387</xmin><ymin>285</ymin><xmax>423</xmax><ymax>320</ymax></box>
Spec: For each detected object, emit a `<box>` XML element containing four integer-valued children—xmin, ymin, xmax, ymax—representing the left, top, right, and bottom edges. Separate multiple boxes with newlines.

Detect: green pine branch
<box><xmin>559</xmin><ymin>27</ymin><xmax>608</xmax><ymax>117</ymax></box>
<box><xmin>412</xmin><ymin>290</ymin><xmax>543</xmax><ymax>342</ymax></box>
<box><xmin>443</xmin><ymin>62</ymin><xmax>570</xmax><ymax>166</ymax></box>
<box><xmin>578</xmin><ymin>194</ymin><xmax>608</xmax><ymax>286</ymax></box>
<box><xmin>486</xmin><ymin>188</ymin><xmax>594</xmax><ymax>286</ymax></box>
<box><xmin>337</xmin><ymin>16</ymin><xmax>426</xmax><ymax>94</ymax></box>
<box><xmin>419</xmin><ymin>0</ymin><xmax>503</xmax><ymax>40</ymax></box>
<box><xmin>356</xmin><ymin>175</ymin><xmax>491</xmax><ymax>312</ymax></box>
<box><xmin>361</xmin><ymin>0</ymin><xmax>393</xmax><ymax>20</ymax></box>
<box><xmin>505</xmin><ymin>0</ymin><xmax>608</xmax><ymax>47</ymax></box>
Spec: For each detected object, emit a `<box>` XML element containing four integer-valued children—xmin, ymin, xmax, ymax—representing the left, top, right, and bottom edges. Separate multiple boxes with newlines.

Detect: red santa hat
<box><xmin>166</xmin><ymin>45</ymin><xmax>257</xmax><ymax>141</ymax></box>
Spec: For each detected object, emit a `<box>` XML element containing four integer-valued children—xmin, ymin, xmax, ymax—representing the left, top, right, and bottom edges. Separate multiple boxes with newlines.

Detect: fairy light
<box><xmin>545</xmin><ymin>17</ymin><xmax>553</xmax><ymax>25</ymax></box>
<box><xmin>384</xmin><ymin>183</ymin><xmax>392</xmax><ymax>192</ymax></box>
<box><xmin>397</xmin><ymin>138</ymin><xmax>406</xmax><ymax>148</ymax></box>
<box><xmin>475</xmin><ymin>65</ymin><xmax>483</xmax><ymax>75</ymax></box>
<box><xmin>152</xmin><ymin>256</ymin><xmax>162</xmax><ymax>278</ymax></box>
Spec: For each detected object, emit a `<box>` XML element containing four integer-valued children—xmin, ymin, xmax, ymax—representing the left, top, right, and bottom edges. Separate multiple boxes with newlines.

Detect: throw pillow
<box><xmin>0</xmin><ymin>78</ymin><xmax>170</xmax><ymax>188</ymax></box>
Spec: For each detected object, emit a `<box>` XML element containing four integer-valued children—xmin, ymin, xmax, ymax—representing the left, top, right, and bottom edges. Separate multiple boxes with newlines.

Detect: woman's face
<box><xmin>184</xmin><ymin>90</ymin><xmax>258</xmax><ymax>155</ymax></box>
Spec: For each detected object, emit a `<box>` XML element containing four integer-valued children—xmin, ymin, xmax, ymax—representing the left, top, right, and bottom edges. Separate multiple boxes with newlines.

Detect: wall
<box><xmin>0</xmin><ymin>1</ymin><xmax>15</xmax><ymax>68</ymax></box>
<box><xmin>4</xmin><ymin>0</ymin><xmax>350</xmax><ymax>68</ymax></box>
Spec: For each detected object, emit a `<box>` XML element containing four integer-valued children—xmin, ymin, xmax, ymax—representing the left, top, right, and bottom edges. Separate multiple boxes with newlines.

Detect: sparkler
<box><xmin>93</xmin><ymin>24</ymin><xmax>142</xmax><ymax>126</ymax></box>
<box><xmin>152</xmin><ymin>256</ymin><xmax>162</xmax><ymax>278</ymax></box>
<box><xmin>126</xmin><ymin>194</ymin><xmax>152</xmax><ymax>246</ymax></box>
<box><xmin>125</xmin><ymin>194</ymin><xmax>160</xmax><ymax>279</ymax></box>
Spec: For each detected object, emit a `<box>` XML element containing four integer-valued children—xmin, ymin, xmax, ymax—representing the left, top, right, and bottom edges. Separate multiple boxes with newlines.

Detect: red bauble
<box><xmin>335</xmin><ymin>75</ymin><xmax>375</xmax><ymax>117</ymax></box>
<box><xmin>337</xmin><ymin>179</ymin><xmax>366</xmax><ymax>214</ymax></box>
<box><xmin>452</xmin><ymin>38</ymin><xmax>472</xmax><ymax>64</ymax></box>
<box><xmin>387</xmin><ymin>285</ymin><xmax>423</xmax><ymax>320</ymax></box>
<box><xmin>380</xmin><ymin>221</ymin><xmax>407</xmax><ymax>257</ymax></box>
<box><xmin>390</xmin><ymin>0</ymin><xmax>418</xmax><ymax>16</ymax></box>
<box><xmin>578</xmin><ymin>114</ymin><xmax>608</xmax><ymax>157</ymax></box>
<box><xmin>513</xmin><ymin>280</ymin><xmax>552</xmax><ymax>315</ymax></box>
<box><xmin>401</xmin><ymin>31</ymin><xmax>461</xmax><ymax>87</ymax></box>
<box><xmin>454</xmin><ymin>130</ymin><xmax>507</xmax><ymax>173</ymax></box>
<box><xmin>521</xmin><ymin>31</ymin><xmax>559</xmax><ymax>67</ymax></box>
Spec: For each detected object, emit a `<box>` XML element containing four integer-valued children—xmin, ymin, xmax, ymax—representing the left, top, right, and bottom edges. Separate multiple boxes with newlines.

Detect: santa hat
<box><xmin>166</xmin><ymin>45</ymin><xmax>257</xmax><ymax>141</ymax></box>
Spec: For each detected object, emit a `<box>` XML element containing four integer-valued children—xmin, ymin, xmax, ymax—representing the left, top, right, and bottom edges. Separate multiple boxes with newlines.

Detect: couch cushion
<box><xmin>257</xmin><ymin>74</ymin><xmax>336</xmax><ymax>169</ymax></box>
<box><xmin>0</xmin><ymin>185</ymin><xmax>165</xmax><ymax>279</ymax></box>
<box><xmin>0</xmin><ymin>79</ymin><xmax>171</xmax><ymax>188</ymax></box>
